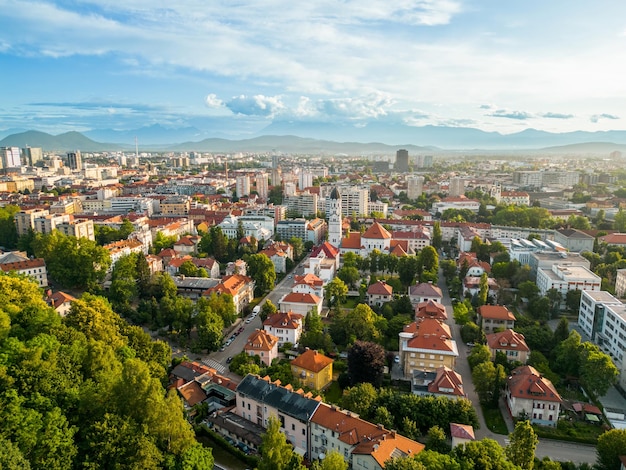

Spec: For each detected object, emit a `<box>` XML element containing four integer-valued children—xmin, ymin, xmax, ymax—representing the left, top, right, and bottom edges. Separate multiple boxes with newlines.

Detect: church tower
<box><xmin>327</xmin><ymin>187</ymin><xmax>342</xmax><ymax>248</ymax></box>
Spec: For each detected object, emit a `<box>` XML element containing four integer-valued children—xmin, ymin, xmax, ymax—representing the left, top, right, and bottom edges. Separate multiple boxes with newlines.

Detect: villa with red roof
<box><xmin>412</xmin><ymin>365</ymin><xmax>464</xmax><ymax>398</ymax></box>
<box><xmin>477</xmin><ymin>305</ymin><xmax>516</xmax><ymax>333</ymax></box>
<box><xmin>366</xmin><ymin>280</ymin><xmax>393</xmax><ymax>308</ymax></box>
<box><xmin>245</xmin><ymin>329</ymin><xmax>279</xmax><ymax>366</ymax></box>
<box><xmin>303</xmin><ymin>241</ymin><xmax>339</xmax><ymax>284</ymax></box>
<box><xmin>506</xmin><ymin>365</ymin><xmax>562</xmax><ymax>427</ymax></box>
<box><xmin>279</xmin><ymin>292</ymin><xmax>323</xmax><ymax>317</ymax></box>
<box><xmin>291</xmin><ymin>273</ymin><xmax>325</xmax><ymax>304</ymax></box>
<box><xmin>173</xmin><ymin>235</ymin><xmax>201</xmax><ymax>256</ymax></box>
<box><xmin>204</xmin><ymin>274</ymin><xmax>255</xmax><ymax>313</ymax></box>
<box><xmin>263</xmin><ymin>310</ymin><xmax>304</xmax><ymax>346</ymax></box>
<box><xmin>47</xmin><ymin>291</ymin><xmax>76</xmax><ymax>316</ymax></box>
<box><xmin>415</xmin><ymin>300</ymin><xmax>447</xmax><ymax>322</ymax></box>
<box><xmin>486</xmin><ymin>330</ymin><xmax>530</xmax><ymax>363</ymax></box>
<box><xmin>450</xmin><ymin>423</ymin><xmax>475</xmax><ymax>448</ymax></box>
<box><xmin>599</xmin><ymin>233</ymin><xmax>626</xmax><ymax>248</ymax></box>
<box><xmin>408</xmin><ymin>282</ymin><xmax>443</xmax><ymax>305</ymax></box>
<box><xmin>399</xmin><ymin>318</ymin><xmax>459</xmax><ymax>378</ymax></box>
<box><xmin>290</xmin><ymin>349</ymin><xmax>334</xmax><ymax>390</ymax></box>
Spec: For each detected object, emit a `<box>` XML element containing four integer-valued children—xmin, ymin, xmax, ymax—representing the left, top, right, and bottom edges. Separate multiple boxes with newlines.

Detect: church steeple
<box><xmin>328</xmin><ymin>187</ymin><xmax>342</xmax><ymax>248</ymax></box>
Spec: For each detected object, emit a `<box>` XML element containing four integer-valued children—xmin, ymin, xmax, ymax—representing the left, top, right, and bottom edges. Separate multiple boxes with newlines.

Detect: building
<box><xmin>408</xmin><ymin>282</ymin><xmax>443</xmax><ymax>306</ymax></box>
<box><xmin>366</xmin><ymin>281</ymin><xmax>393</xmax><ymax>308</ymax></box>
<box><xmin>554</xmin><ymin>228</ymin><xmax>594</xmax><ymax>253</ymax></box>
<box><xmin>450</xmin><ymin>423</ymin><xmax>475</xmax><ymax>449</ymax></box>
<box><xmin>0</xmin><ymin>257</ymin><xmax>48</xmax><ymax>287</ymax></box>
<box><xmin>399</xmin><ymin>318</ymin><xmax>458</xmax><ymax>377</ymax></box>
<box><xmin>449</xmin><ymin>177</ymin><xmax>466</xmax><ymax>197</ymax></box>
<box><xmin>327</xmin><ymin>187</ymin><xmax>342</xmax><ymax>247</ymax></box>
<box><xmin>599</xmin><ymin>233</ymin><xmax>626</xmax><ymax>248</ymax></box>
<box><xmin>236</xmin><ymin>175</ymin><xmax>251</xmax><ymax>198</ymax></box>
<box><xmin>477</xmin><ymin>305</ymin><xmax>516</xmax><ymax>333</ymax></box>
<box><xmin>160</xmin><ymin>196</ymin><xmax>191</xmax><ymax>216</ymax></box>
<box><xmin>1</xmin><ymin>146</ymin><xmax>21</xmax><ymax>169</ymax></box>
<box><xmin>395</xmin><ymin>149</ymin><xmax>409</xmax><ymax>173</ymax></box>
<box><xmin>14</xmin><ymin>208</ymin><xmax>49</xmax><ymax>236</ymax></box>
<box><xmin>66</xmin><ymin>151</ymin><xmax>82</xmax><ymax>171</ymax></box>
<box><xmin>298</xmin><ymin>170</ymin><xmax>314</xmax><ymax>190</ymax></box>
<box><xmin>244</xmin><ymin>329</ymin><xmax>279</xmax><ymax>366</ymax></box>
<box><xmin>431</xmin><ymin>196</ymin><xmax>480</xmax><ymax>215</ymax></box>
<box><xmin>235</xmin><ymin>374</ymin><xmax>321</xmax><ymax>456</ymax></box>
<box><xmin>263</xmin><ymin>310</ymin><xmax>304</xmax><ymax>346</ymax></box>
<box><xmin>536</xmin><ymin>264</ymin><xmax>601</xmax><ymax>297</ymax></box>
<box><xmin>279</xmin><ymin>292</ymin><xmax>323</xmax><ymax>317</ymax></box>
<box><xmin>506</xmin><ymin>365</ymin><xmax>562</xmax><ymax>427</ymax></box>
<box><xmin>486</xmin><ymin>330</ymin><xmax>530</xmax><ymax>363</ymax></box>
<box><xmin>341</xmin><ymin>186</ymin><xmax>369</xmax><ymax>218</ymax></box>
<box><xmin>412</xmin><ymin>366</ymin><xmax>464</xmax><ymax>398</ymax></box>
<box><xmin>204</xmin><ymin>274</ymin><xmax>255</xmax><ymax>313</ymax></box>
<box><xmin>290</xmin><ymin>349</ymin><xmax>333</xmax><ymax>390</ymax></box>
<box><xmin>57</xmin><ymin>218</ymin><xmax>96</xmax><ymax>241</ymax></box>
<box><xmin>255</xmin><ymin>172</ymin><xmax>269</xmax><ymax>199</ymax></box>
<box><xmin>47</xmin><ymin>291</ymin><xmax>76</xmax><ymax>317</ymax></box>
<box><xmin>415</xmin><ymin>300</ymin><xmax>447</xmax><ymax>322</ymax></box>
<box><xmin>284</xmin><ymin>191</ymin><xmax>318</xmax><ymax>217</ymax></box>
<box><xmin>407</xmin><ymin>175</ymin><xmax>424</xmax><ymax>200</ymax></box>
<box><xmin>22</xmin><ymin>146</ymin><xmax>43</xmax><ymax>166</ymax></box>
<box><xmin>528</xmin><ymin>251</ymin><xmax>591</xmax><ymax>281</ymax></box>
<box><xmin>310</xmin><ymin>402</ymin><xmax>425</xmax><ymax>468</ymax></box>
<box><xmin>616</xmin><ymin>269</ymin><xmax>626</xmax><ymax>298</ymax></box>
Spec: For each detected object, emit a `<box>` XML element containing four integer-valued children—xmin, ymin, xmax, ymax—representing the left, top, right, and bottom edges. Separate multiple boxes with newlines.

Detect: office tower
<box><xmin>416</xmin><ymin>155</ymin><xmax>433</xmax><ymax>168</ymax></box>
<box><xmin>256</xmin><ymin>172</ymin><xmax>269</xmax><ymax>199</ymax></box>
<box><xmin>407</xmin><ymin>175</ymin><xmax>425</xmax><ymax>200</ymax></box>
<box><xmin>449</xmin><ymin>177</ymin><xmax>466</xmax><ymax>197</ymax></box>
<box><xmin>23</xmin><ymin>147</ymin><xmax>43</xmax><ymax>166</ymax></box>
<box><xmin>327</xmin><ymin>187</ymin><xmax>342</xmax><ymax>247</ymax></box>
<box><xmin>1</xmin><ymin>147</ymin><xmax>21</xmax><ymax>170</ymax></box>
<box><xmin>67</xmin><ymin>151</ymin><xmax>82</xmax><ymax>171</ymax></box>
<box><xmin>395</xmin><ymin>149</ymin><xmax>409</xmax><ymax>173</ymax></box>
<box><xmin>299</xmin><ymin>170</ymin><xmax>313</xmax><ymax>190</ymax></box>
<box><xmin>236</xmin><ymin>175</ymin><xmax>251</xmax><ymax>198</ymax></box>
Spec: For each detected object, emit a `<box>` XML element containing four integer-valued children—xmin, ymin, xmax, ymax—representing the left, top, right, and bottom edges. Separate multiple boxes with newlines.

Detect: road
<box><xmin>437</xmin><ymin>268</ymin><xmax>596</xmax><ymax>465</ymax></box>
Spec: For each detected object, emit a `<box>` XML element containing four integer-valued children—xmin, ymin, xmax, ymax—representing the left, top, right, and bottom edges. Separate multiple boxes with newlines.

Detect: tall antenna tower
<box><xmin>135</xmin><ymin>136</ymin><xmax>139</xmax><ymax>159</ymax></box>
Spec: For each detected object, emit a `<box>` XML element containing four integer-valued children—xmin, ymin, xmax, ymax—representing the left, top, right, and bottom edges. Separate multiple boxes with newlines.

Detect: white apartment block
<box><xmin>236</xmin><ymin>175</ymin><xmax>251</xmax><ymax>197</ymax></box>
<box><xmin>616</xmin><ymin>269</ymin><xmax>626</xmax><ymax>298</ymax></box>
<box><xmin>368</xmin><ymin>200</ymin><xmax>388</xmax><ymax>218</ymax></box>
<box><xmin>340</xmin><ymin>187</ymin><xmax>369</xmax><ymax>217</ymax></box>
<box><xmin>284</xmin><ymin>192</ymin><xmax>318</xmax><ymax>217</ymax></box>
<box><xmin>57</xmin><ymin>219</ymin><xmax>96</xmax><ymax>241</ymax></box>
<box><xmin>578</xmin><ymin>290</ymin><xmax>626</xmax><ymax>389</ymax></box>
<box><xmin>34</xmin><ymin>213</ymin><xmax>72</xmax><ymax>234</ymax></box>
<box><xmin>255</xmin><ymin>173</ymin><xmax>268</xmax><ymax>199</ymax></box>
<box><xmin>407</xmin><ymin>175</ymin><xmax>424</xmax><ymax>200</ymax></box>
<box><xmin>536</xmin><ymin>264</ymin><xmax>601</xmax><ymax>297</ymax></box>
<box><xmin>14</xmin><ymin>209</ymin><xmax>50</xmax><ymax>236</ymax></box>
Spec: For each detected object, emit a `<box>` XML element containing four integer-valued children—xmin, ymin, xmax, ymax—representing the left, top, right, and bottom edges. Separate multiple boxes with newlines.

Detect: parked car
<box><xmin>226</xmin><ymin>356</ymin><xmax>233</xmax><ymax>364</ymax></box>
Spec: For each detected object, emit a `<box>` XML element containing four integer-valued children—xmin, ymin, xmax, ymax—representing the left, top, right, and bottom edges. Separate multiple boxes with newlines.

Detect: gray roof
<box><xmin>330</xmin><ymin>187</ymin><xmax>340</xmax><ymax>200</ymax></box>
<box><xmin>236</xmin><ymin>374</ymin><xmax>321</xmax><ymax>422</ymax></box>
<box><xmin>557</xmin><ymin>228</ymin><xmax>594</xmax><ymax>239</ymax></box>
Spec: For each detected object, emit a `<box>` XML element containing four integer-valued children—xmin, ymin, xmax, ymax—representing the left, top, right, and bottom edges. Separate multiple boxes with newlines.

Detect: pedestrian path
<box><xmin>202</xmin><ymin>358</ymin><xmax>226</xmax><ymax>374</ymax></box>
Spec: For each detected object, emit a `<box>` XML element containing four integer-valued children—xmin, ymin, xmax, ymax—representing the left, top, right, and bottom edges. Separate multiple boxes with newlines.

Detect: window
<box><xmin>292</xmin><ymin>424</ymin><xmax>295</xmax><ymax>431</ymax></box>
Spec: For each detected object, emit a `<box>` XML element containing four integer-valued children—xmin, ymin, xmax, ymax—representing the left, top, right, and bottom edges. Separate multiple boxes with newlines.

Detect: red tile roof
<box><xmin>0</xmin><ymin>258</ymin><xmax>46</xmax><ymax>272</ymax></box>
<box><xmin>450</xmin><ymin>423</ymin><xmax>475</xmax><ymax>440</ymax></box>
<box><xmin>310</xmin><ymin>242</ymin><xmax>339</xmax><ymax>258</ymax></box>
<box><xmin>404</xmin><ymin>318</ymin><xmax>455</xmax><ymax>353</ymax></box>
<box><xmin>341</xmin><ymin>232</ymin><xmax>362</xmax><ymax>249</ymax></box>
<box><xmin>415</xmin><ymin>300</ymin><xmax>447</xmax><ymax>321</ymax></box>
<box><xmin>245</xmin><ymin>329</ymin><xmax>278</xmax><ymax>352</ymax></box>
<box><xmin>263</xmin><ymin>310</ymin><xmax>304</xmax><ymax>330</ymax></box>
<box><xmin>507</xmin><ymin>365</ymin><xmax>562</xmax><ymax>403</ymax></box>
<box><xmin>478</xmin><ymin>305</ymin><xmax>516</xmax><ymax>321</ymax></box>
<box><xmin>362</xmin><ymin>221</ymin><xmax>392</xmax><ymax>239</ymax></box>
<box><xmin>428</xmin><ymin>366</ymin><xmax>464</xmax><ymax>396</ymax></box>
<box><xmin>280</xmin><ymin>292</ymin><xmax>321</xmax><ymax>305</ymax></box>
<box><xmin>290</xmin><ymin>349</ymin><xmax>333</xmax><ymax>373</ymax></box>
<box><xmin>367</xmin><ymin>280</ymin><xmax>393</xmax><ymax>296</ymax></box>
<box><xmin>486</xmin><ymin>330</ymin><xmax>529</xmax><ymax>352</ymax></box>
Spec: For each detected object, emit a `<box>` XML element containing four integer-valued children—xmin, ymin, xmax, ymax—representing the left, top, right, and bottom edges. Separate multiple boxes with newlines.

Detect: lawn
<box><xmin>481</xmin><ymin>403</ymin><xmax>509</xmax><ymax>435</ymax></box>
<box><xmin>533</xmin><ymin>419</ymin><xmax>607</xmax><ymax>444</ymax></box>
<box><xmin>341</xmin><ymin>297</ymin><xmax>361</xmax><ymax>309</ymax></box>
<box><xmin>323</xmin><ymin>381</ymin><xmax>343</xmax><ymax>404</ymax></box>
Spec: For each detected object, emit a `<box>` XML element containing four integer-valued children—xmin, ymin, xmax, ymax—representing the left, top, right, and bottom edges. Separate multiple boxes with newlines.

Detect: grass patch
<box><xmin>323</xmin><ymin>381</ymin><xmax>343</xmax><ymax>404</ymax></box>
<box><xmin>532</xmin><ymin>419</ymin><xmax>607</xmax><ymax>444</ymax></box>
<box><xmin>481</xmin><ymin>403</ymin><xmax>509</xmax><ymax>435</ymax></box>
<box><xmin>341</xmin><ymin>297</ymin><xmax>361</xmax><ymax>309</ymax></box>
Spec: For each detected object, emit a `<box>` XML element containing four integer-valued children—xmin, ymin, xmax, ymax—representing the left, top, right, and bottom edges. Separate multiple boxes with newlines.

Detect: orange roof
<box><xmin>404</xmin><ymin>318</ymin><xmax>455</xmax><ymax>353</ymax></box>
<box><xmin>478</xmin><ymin>305</ymin><xmax>516</xmax><ymax>321</ymax></box>
<box><xmin>486</xmin><ymin>329</ymin><xmax>529</xmax><ymax>352</ymax></box>
<box><xmin>48</xmin><ymin>291</ymin><xmax>76</xmax><ymax>308</ymax></box>
<box><xmin>263</xmin><ymin>310</ymin><xmax>304</xmax><ymax>329</ymax></box>
<box><xmin>0</xmin><ymin>258</ymin><xmax>46</xmax><ymax>272</ymax></box>
<box><xmin>362</xmin><ymin>221</ymin><xmax>392</xmax><ymax>239</ymax></box>
<box><xmin>450</xmin><ymin>423</ymin><xmax>475</xmax><ymax>440</ymax></box>
<box><xmin>507</xmin><ymin>365</ymin><xmax>562</xmax><ymax>403</ymax></box>
<box><xmin>428</xmin><ymin>366</ymin><xmax>464</xmax><ymax>396</ymax></box>
<box><xmin>389</xmin><ymin>243</ymin><xmax>408</xmax><ymax>256</ymax></box>
<box><xmin>311</xmin><ymin>242</ymin><xmax>339</xmax><ymax>258</ymax></box>
<box><xmin>205</xmin><ymin>274</ymin><xmax>253</xmax><ymax>296</ymax></box>
<box><xmin>280</xmin><ymin>292</ymin><xmax>321</xmax><ymax>305</ymax></box>
<box><xmin>245</xmin><ymin>329</ymin><xmax>278</xmax><ymax>352</ymax></box>
<box><xmin>291</xmin><ymin>349</ymin><xmax>333</xmax><ymax>373</ymax></box>
<box><xmin>177</xmin><ymin>381</ymin><xmax>206</xmax><ymax>407</ymax></box>
<box><xmin>600</xmin><ymin>233</ymin><xmax>626</xmax><ymax>245</ymax></box>
<box><xmin>415</xmin><ymin>300</ymin><xmax>447</xmax><ymax>320</ymax></box>
<box><xmin>293</xmin><ymin>273</ymin><xmax>324</xmax><ymax>287</ymax></box>
<box><xmin>367</xmin><ymin>280</ymin><xmax>393</xmax><ymax>296</ymax></box>
<box><xmin>341</xmin><ymin>232</ymin><xmax>362</xmax><ymax>249</ymax></box>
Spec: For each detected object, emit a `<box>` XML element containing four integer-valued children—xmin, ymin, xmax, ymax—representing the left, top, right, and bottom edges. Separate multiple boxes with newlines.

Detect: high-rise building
<box><xmin>327</xmin><ymin>187</ymin><xmax>342</xmax><ymax>247</ymax></box>
<box><xmin>1</xmin><ymin>147</ymin><xmax>21</xmax><ymax>170</ymax></box>
<box><xmin>407</xmin><ymin>175</ymin><xmax>425</xmax><ymax>200</ymax></box>
<box><xmin>272</xmin><ymin>153</ymin><xmax>279</xmax><ymax>169</ymax></box>
<box><xmin>284</xmin><ymin>191</ymin><xmax>318</xmax><ymax>217</ymax></box>
<box><xmin>236</xmin><ymin>175</ymin><xmax>251</xmax><ymax>198</ymax></box>
<box><xmin>66</xmin><ymin>151</ymin><xmax>82</xmax><ymax>171</ymax></box>
<box><xmin>22</xmin><ymin>147</ymin><xmax>43</xmax><ymax>166</ymax></box>
<box><xmin>416</xmin><ymin>155</ymin><xmax>433</xmax><ymax>168</ymax></box>
<box><xmin>395</xmin><ymin>149</ymin><xmax>409</xmax><ymax>173</ymax></box>
<box><xmin>271</xmin><ymin>167</ymin><xmax>282</xmax><ymax>187</ymax></box>
<box><xmin>341</xmin><ymin>186</ymin><xmax>369</xmax><ymax>218</ymax></box>
<box><xmin>255</xmin><ymin>172</ymin><xmax>269</xmax><ymax>199</ymax></box>
<box><xmin>299</xmin><ymin>170</ymin><xmax>314</xmax><ymax>190</ymax></box>
<box><xmin>449</xmin><ymin>177</ymin><xmax>465</xmax><ymax>197</ymax></box>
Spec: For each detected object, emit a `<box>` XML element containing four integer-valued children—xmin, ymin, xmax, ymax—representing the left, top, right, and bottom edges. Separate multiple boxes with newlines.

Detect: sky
<box><xmin>1</xmin><ymin>0</ymin><xmax>626</xmax><ymax>137</ymax></box>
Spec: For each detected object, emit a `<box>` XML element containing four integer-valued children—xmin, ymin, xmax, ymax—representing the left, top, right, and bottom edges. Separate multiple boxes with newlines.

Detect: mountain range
<box><xmin>2</xmin><ymin>124</ymin><xmax>626</xmax><ymax>155</ymax></box>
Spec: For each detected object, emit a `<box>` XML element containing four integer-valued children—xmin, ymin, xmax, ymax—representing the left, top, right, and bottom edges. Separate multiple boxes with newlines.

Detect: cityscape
<box><xmin>4</xmin><ymin>1</ymin><xmax>626</xmax><ymax>470</ymax></box>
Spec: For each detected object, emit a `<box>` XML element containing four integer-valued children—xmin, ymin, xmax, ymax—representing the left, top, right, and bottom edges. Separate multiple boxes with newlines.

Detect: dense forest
<box><xmin>0</xmin><ymin>272</ymin><xmax>213</xmax><ymax>469</ymax></box>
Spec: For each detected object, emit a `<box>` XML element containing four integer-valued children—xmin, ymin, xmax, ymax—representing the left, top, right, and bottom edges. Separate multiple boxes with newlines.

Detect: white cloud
<box><xmin>315</xmin><ymin>93</ymin><xmax>393</xmax><ymax>119</ymax></box>
<box><xmin>205</xmin><ymin>94</ymin><xmax>223</xmax><ymax>108</ymax></box>
<box><xmin>487</xmin><ymin>109</ymin><xmax>533</xmax><ymax>120</ymax></box>
<box><xmin>225</xmin><ymin>95</ymin><xmax>285</xmax><ymax>117</ymax></box>
<box><xmin>590</xmin><ymin>113</ymin><xmax>620</xmax><ymax>123</ymax></box>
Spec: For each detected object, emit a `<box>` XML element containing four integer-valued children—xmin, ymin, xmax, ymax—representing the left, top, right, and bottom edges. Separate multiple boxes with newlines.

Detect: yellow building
<box><xmin>290</xmin><ymin>349</ymin><xmax>333</xmax><ymax>391</ymax></box>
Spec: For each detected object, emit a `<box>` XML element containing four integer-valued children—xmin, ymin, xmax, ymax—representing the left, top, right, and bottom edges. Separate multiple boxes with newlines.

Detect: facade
<box><xmin>327</xmin><ymin>187</ymin><xmax>342</xmax><ymax>247</ymax></box>
<box><xmin>391</xmin><ymin>230</ymin><xmax>431</xmax><ymax>252</ymax></box>
<box><xmin>366</xmin><ymin>281</ymin><xmax>393</xmax><ymax>308</ymax></box>
<box><xmin>536</xmin><ymin>264</ymin><xmax>601</xmax><ymax>297</ymax></box>
<box><xmin>360</xmin><ymin>222</ymin><xmax>392</xmax><ymax>255</ymax></box>
<box><xmin>204</xmin><ymin>274</ymin><xmax>255</xmax><ymax>313</ymax></box>
<box><xmin>616</xmin><ymin>269</ymin><xmax>626</xmax><ymax>298</ymax></box>
<box><xmin>341</xmin><ymin>186</ymin><xmax>369</xmax><ymax>218</ymax></box>
<box><xmin>255</xmin><ymin>172</ymin><xmax>269</xmax><ymax>199</ymax></box>
<box><xmin>477</xmin><ymin>305</ymin><xmax>516</xmax><ymax>333</ymax></box>
<box><xmin>290</xmin><ymin>349</ymin><xmax>333</xmax><ymax>390</ymax></box>
<box><xmin>279</xmin><ymin>292</ymin><xmax>323</xmax><ymax>317</ymax></box>
<box><xmin>449</xmin><ymin>177</ymin><xmax>466</xmax><ymax>197</ymax></box>
<box><xmin>284</xmin><ymin>191</ymin><xmax>319</xmax><ymax>217</ymax></box>
<box><xmin>431</xmin><ymin>196</ymin><xmax>480</xmax><ymax>215</ymax></box>
<box><xmin>399</xmin><ymin>318</ymin><xmax>458</xmax><ymax>377</ymax></box>
<box><xmin>0</xmin><ymin>258</ymin><xmax>48</xmax><ymax>287</ymax></box>
<box><xmin>160</xmin><ymin>196</ymin><xmax>191</xmax><ymax>216</ymax></box>
<box><xmin>407</xmin><ymin>175</ymin><xmax>424</xmax><ymax>200</ymax></box>
<box><xmin>506</xmin><ymin>365</ymin><xmax>562</xmax><ymax>427</ymax></box>
<box><xmin>236</xmin><ymin>175</ymin><xmax>251</xmax><ymax>198</ymax></box>
<box><xmin>14</xmin><ymin>208</ymin><xmax>49</xmax><ymax>236</ymax></box>
<box><xmin>47</xmin><ymin>291</ymin><xmax>76</xmax><ymax>316</ymax></box>
<box><xmin>66</xmin><ymin>151</ymin><xmax>82</xmax><ymax>171</ymax></box>
<box><xmin>528</xmin><ymin>252</ymin><xmax>591</xmax><ymax>281</ymax></box>
<box><xmin>244</xmin><ymin>329</ymin><xmax>279</xmax><ymax>366</ymax></box>
<box><xmin>57</xmin><ymin>219</ymin><xmax>96</xmax><ymax>241</ymax></box>
<box><xmin>486</xmin><ymin>330</ymin><xmax>530</xmax><ymax>363</ymax></box>
<box><xmin>395</xmin><ymin>149</ymin><xmax>409</xmax><ymax>172</ymax></box>
<box><xmin>263</xmin><ymin>310</ymin><xmax>304</xmax><ymax>346</ymax></box>
<box><xmin>408</xmin><ymin>282</ymin><xmax>443</xmax><ymax>306</ymax></box>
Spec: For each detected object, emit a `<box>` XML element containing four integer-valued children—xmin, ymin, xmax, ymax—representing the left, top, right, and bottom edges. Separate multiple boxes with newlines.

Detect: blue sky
<box><xmin>1</xmin><ymin>0</ymin><xmax>626</xmax><ymax>136</ymax></box>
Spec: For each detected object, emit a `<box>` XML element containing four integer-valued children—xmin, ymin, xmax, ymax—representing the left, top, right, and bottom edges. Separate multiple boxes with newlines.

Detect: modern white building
<box><xmin>407</xmin><ymin>175</ymin><xmax>425</xmax><ymax>200</ymax></box>
<box><xmin>536</xmin><ymin>264</ymin><xmax>601</xmax><ymax>297</ymax></box>
<box><xmin>236</xmin><ymin>175</ymin><xmax>251</xmax><ymax>198</ymax></box>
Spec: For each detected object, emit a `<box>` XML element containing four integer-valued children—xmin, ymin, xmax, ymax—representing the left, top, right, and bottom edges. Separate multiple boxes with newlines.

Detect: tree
<box><xmin>261</xmin><ymin>299</ymin><xmax>278</xmax><ymax>322</ymax></box>
<box><xmin>340</xmin><ymin>382</ymin><xmax>378</xmax><ymax>418</ymax></box>
<box><xmin>432</xmin><ymin>222</ymin><xmax>442</xmax><ymax>250</ymax></box>
<box><xmin>178</xmin><ymin>443</ymin><xmax>214</xmax><ymax>470</ymax></box>
<box><xmin>0</xmin><ymin>205</ymin><xmax>19</xmax><ymax>249</ymax></box>
<box><xmin>546</xmin><ymin>288</ymin><xmax>562</xmax><ymax>318</ymax></box>
<box><xmin>415</xmin><ymin>450</ymin><xmax>461</xmax><ymax>470</ymax></box>
<box><xmin>468</xmin><ymin>344</ymin><xmax>491</xmax><ymax>370</ymax></box>
<box><xmin>518</xmin><ymin>280</ymin><xmax>540</xmax><ymax>301</ymax></box>
<box><xmin>506</xmin><ymin>420</ymin><xmax>538</xmax><ymax>470</ymax></box>
<box><xmin>246</xmin><ymin>253</ymin><xmax>276</xmax><ymax>295</ymax></box>
<box><xmin>347</xmin><ymin>341</ymin><xmax>386</xmax><ymax>387</ymax></box>
<box><xmin>472</xmin><ymin>361</ymin><xmax>505</xmax><ymax>405</ymax></box>
<box><xmin>311</xmin><ymin>450</ymin><xmax>348</xmax><ymax>470</ymax></box>
<box><xmin>152</xmin><ymin>231</ymin><xmax>177</xmax><ymax>254</ymax></box>
<box><xmin>453</xmin><ymin>438</ymin><xmax>518</xmax><ymax>470</ymax></box>
<box><xmin>336</xmin><ymin>266</ymin><xmax>360</xmax><ymax>288</ymax></box>
<box><xmin>553</xmin><ymin>330</ymin><xmax>582</xmax><ymax>377</ymax></box>
<box><xmin>580</xmin><ymin>342</ymin><xmax>618</xmax><ymax>397</ymax></box>
<box><xmin>597</xmin><ymin>429</ymin><xmax>626</xmax><ymax>470</ymax></box>
<box><xmin>565</xmin><ymin>289</ymin><xmax>582</xmax><ymax>312</ymax></box>
<box><xmin>373</xmin><ymin>406</ymin><xmax>394</xmax><ymax>429</ymax></box>
<box><xmin>425</xmin><ymin>425</ymin><xmax>450</xmax><ymax>454</ymax></box>
<box><xmin>384</xmin><ymin>457</ymin><xmax>427</xmax><ymax>470</ymax></box>
<box><xmin>554</xmin><ymin>317</ymin><xmax>570</xmax><ymax>343</ymax></box>
<box><xmin>614</xmin><ymin>209</ymin><xmax>626</xmax><ymax>232</ymax></box>
<box><xmin>419</xmin><ymin>246</ymin><xmax>439</xmax><ymax>282</ymax></box>
<box><xmin>326</xmin><ymin>277</ymin><xmax>348</xmax><ymax>308</ymax></box>
<box><xmin>258</xmin><ymin>416</ymin><xmax>305</xmax><ymax>470</ymax></box>
<box><xmin>0</xmin><ymin>436</ymin><xmax>31</xmax><ymax>469</ymax></box>
<box><xmin>476</xmin><ymin>273</ymin><xmax>489</xmax><ymax>307</ymax></box>
<box><xmin>330</xmin><ymin>304</ymin><xmax>384</xmax><ymax>346</ymax></box>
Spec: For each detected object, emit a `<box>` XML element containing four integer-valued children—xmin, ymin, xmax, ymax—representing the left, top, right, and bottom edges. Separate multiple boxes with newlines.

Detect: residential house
<box><xmin>204</xmin><ymin>274</ymin><xmax>255</xmax><ymax>313</ymax></box>
<box><xmin>291</xmin><ymin>273</ymin><xmax>325</xmax><ymax>305</ymax></box>
<box><xmin>415</xmin><ymin>300</ymin><xmax>447</xmax><ymax>322</ymax></box>
<box><xmin>412</xmin><ymin>366</ymin><xmax>464</xmax><ymax>398</ymax></box>
<box><xmin>310</xmin><ymin>402</ymin><xmax>425</xmax><ymax>469</ymax></box>
<box><xmin>450</xmin><ymin>423</ymin><xmax>475</xmax><ymax>449</ymax></box>
<box><xmin>290</xmin><ymin>349</ymin><xmax>334</xmax><ymax>390</ymax></box>
<box><xmin>279</xmin><ymin>292</ymin><xmax>323</xmax><ymax>317</ymax></box>
<box><xmin>173</xmin><ymin>235</ymin><xmax>202</xmax><ymax>256</ymax></box>
<box><xmin>304</xmin><ymin>242</ymin><xmax>340</xmax><ymax>284</ymax></box>
<box><xmin>0</xmin><ymin>257</ymin><xmax>48</xmax><ymax>287</ymax></box>
<box><xmin>408</xmin><ymin>282</ymin><xmax>443</xmax><ymax>306</ymax></box>
<box><xmin>458</xmin><ymin>252</ymin><xmax>491</xmax><ymax>277</ymax></box>
<box><xmin>263</xmin><ymin>310</ymin><xmax>304</xmax><ymax>346</ymax></box>
<box><xmin>367</xmin><ymin>281</ymin><xmax>393</xmax><ymax>308</ymax></box>
<box><xmin>235</xmin><ymin>374</ymin><xmax>322</xmax><ymax>456</ymax></box>
<box><xmin>599</xmin><ymin>233</ymin><xmax>626</xmax><ymax>248</ymax></box>
<box><xmin>47</xmin><ymin>291</ymin><xmax>76</xmax><ymax>317</ymax></box>
<box><xmin>463</xmin><ymin>276</ymin><xmax>499</xmax><ymax>299</ymax></box>
<box><xmin>486</xmin><ymin>330</ymin><xmax>530</xmax><ymax>363</ymax></box>
<box><xmin>477</xmin><ymin>305</ymin><xmax>516</xmax><ymax>333</ymax></box>
<box><xmin>244</xmin><ymin>329</ymin><xmax>279</xmax><ymax>366</ymax></box>
<box><xmin>260</xmin><ymin>244</ymin><xmax>290</xmax><ymax>274</ymax></box>
<box><xmin>399</xmin><ymin>318</ymin><xmax>459</xmax><ymax>378</ymax></box>
<box><xmin>506</xmin><ymin>365</ymin><xmax>562</xmax><ymax>427</ymax></box>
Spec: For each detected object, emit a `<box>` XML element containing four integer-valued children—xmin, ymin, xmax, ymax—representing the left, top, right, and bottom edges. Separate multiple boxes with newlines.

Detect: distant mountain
<box><xmin>167</xmin><ymin>135</ymin><xmax>434</xmax><ymax>154</ymax></box>
<box><xmin>84</xmin><ymin>124</ymin><xmax>206</xmax><ymax>145</ymax></box>
<box><xmin>0</xmin><ymin>130</ymin><xmax>121</xmax><ymax>152</ymax></box>
<box><xmin>540</xmin><ymin>141</ymin><xmax>626</xmax><ymax>154</ymax></box>
<box><xmin>0</xmin><ymin>128</ymin><xmax>28</xmax><ymax>141</ymax></box>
